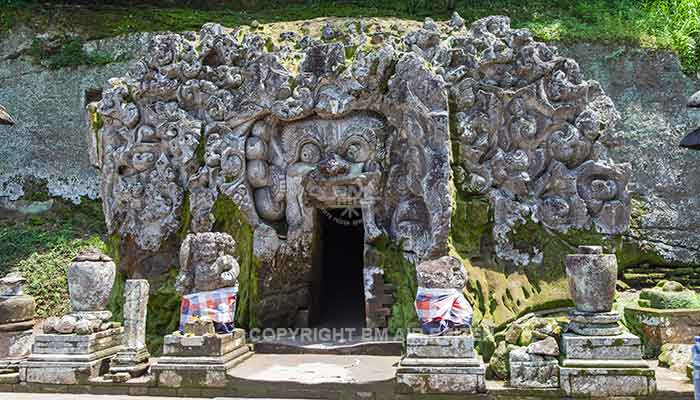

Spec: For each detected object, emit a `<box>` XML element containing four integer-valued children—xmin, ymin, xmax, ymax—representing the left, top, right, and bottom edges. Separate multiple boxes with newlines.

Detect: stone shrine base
<box><xmin>560</xmin><ymin>366</ymin><xmax>657</xmax><ymax>397</ymax></box>
<box><xmin>151</xmin><ymin>329</ymin><xmax>252</xmax><ymax>388</ymax></box>
<box><xmin>396</xmin><ymin>333</ymin><xmax>486</xmax><ymax>394</ymax></box>
<box><xmin>19</xmin><ymin>327</ymin><xmax>124</xmax><ymax>385</ymax></box>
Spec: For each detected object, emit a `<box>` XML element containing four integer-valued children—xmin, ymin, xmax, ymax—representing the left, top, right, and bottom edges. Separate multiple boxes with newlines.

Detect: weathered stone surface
<box><xmin>395</xmin><ymin>370</ymin><xmax>486</xmax><ymax>394</ymax></box>
<box><xmin>67</xmin><ymin>249</ymin><xmax>116</xmax><ymax>312</ymax></box>
<box><xmin>566</xmin><ymin>245</ymin><xmax>617</xmax><ymax>313</ymax></box>
<box><xmin>0</xmin><ymin>329</ymin><xmax>33</xmax><ymax>359</ymax></box>
<box><xmin>0</xmin><ymin>294</ymin><xmax>35</xmax><ymax>325</ymax></box>
<box><xmin>20</xmin><ymin>327</ymin><xmax>124</xmax><ymax>384</ymax></box>
<box><xmin>508</xmin><ymin>347</ymin><xmax>559</xmax><ymax>388</ymax></box>
<box><xmin>122</xmin><ymin>279</ymin><xmax>149</xmax><ymax>350</ymax></box>
<box><xmin>658</xmin><ymin>343</ymin><xmax>692</xmax><ymax>374</ymax></box>
<box><xmin>526</xmin><ymin>336</ymin><xmax>559</xmax><ymax>357</ymax></box>
<box><xmin>0</xmin><ymin>29</ymin><xmax>154</xmax><ymax>202</ymax></box>
<box><xmin>416</xmin><ymin>256</ymin><xmax>466</xmax><ymax>289</ymax></box>
<box><xmin>488</xmin><ymin>340</ymin><xmax>516</xmax><ymax>380</ymax></box>
<box><xmin>107</xmin><ymin>279</ymin><xmax>150</xmax><ymax>381</ymax></box>
<box><xmin>559</xmin><ymin>366</ymin><xmax>656</xmax><ymax>397</ymax></box>
<box><xmin>0</xmin><ymin>273</ymin><xmax>26</xmax><ymax>296</ymax></box>
<box><xmin>55</xmin><ymin>315</ymin><xmax>78</xmax><ymax>334</ymax></box>
<box><xmin>562</xmin><ymin>332</ymin><xmax>642</xmax><ymax>360</ymax></box>
<box><xmin>624</xmin><ymin>305</ymin><xmax>700</xmax><ymax>357</ymax></box>
<box><xmin>152</xmin><ymin>329</ymin><xmax>251</xmax><ymax>388</ymax></box>
<box><xmin>405</xmin><ymin>333</ymin><xmax>474</xmax><ymax>358</ymax></box>
<box><xmin>176</xmin><ymin>233</ymin><xmax>239</xmax><ymax>295</ymax></box>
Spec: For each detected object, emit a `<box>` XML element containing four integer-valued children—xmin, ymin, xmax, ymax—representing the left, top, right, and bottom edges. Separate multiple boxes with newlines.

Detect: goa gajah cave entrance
<box><xmin>310</xmin><ymin>208</ymin><xmax>366</xmax><ymax>329</ymax></box>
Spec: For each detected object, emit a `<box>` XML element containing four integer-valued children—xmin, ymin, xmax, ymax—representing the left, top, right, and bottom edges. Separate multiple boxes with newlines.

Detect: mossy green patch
<box><xmin>211</xmin><ymin>195</ymin><xmax>260</xmax><ymax>329</ymax></box>
<box><xmin>371</xmin><ymin>236</ymin><xmax>419</xmax><ymax>337</ymax></box>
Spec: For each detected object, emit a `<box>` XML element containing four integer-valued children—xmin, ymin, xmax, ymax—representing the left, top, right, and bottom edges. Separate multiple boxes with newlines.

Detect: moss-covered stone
<box><xmin>371</xmin><ymin>236</ymin><xmax>419</xmax><ymax>336</ymax></box>
<box><xmin>211</xmin><ymin>195</ymin><xmax>260</xmax><ymax>329</ymax></box>
<box><xmin>639</xmin><ymin>280</ymin><xmax>700</xmax><ymax>310</ymax></box>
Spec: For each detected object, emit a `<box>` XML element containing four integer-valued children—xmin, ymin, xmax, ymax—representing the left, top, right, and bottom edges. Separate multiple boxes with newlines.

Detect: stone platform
<box><xmin>396</xmin><ymin>333</ymin><xmax>486</xmax><ymax>394</ymax></box>
<box><xmin>560</xmin><ymin>331</ymin><xmax>656</xmax><ymax>396</ymax></box>
<box><xmin>19</xmin><ymin>327</ymin><xmax>124</xmax><ymax>385</ymax></box>
<box><xmin>151</xmin><ymin>329</ymin><xmax>252</xmax><ymax>388</ymax></box>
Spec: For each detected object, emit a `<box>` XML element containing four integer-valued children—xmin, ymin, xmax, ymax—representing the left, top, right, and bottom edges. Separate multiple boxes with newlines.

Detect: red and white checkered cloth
<box><xmin>415</xmin><ymin>287</ymin><xmax>473</xmax><ymax>327</ymax></box>
<box><xmin>179</xmin><ymin>286</ymin><xmax>237</xmax><ymax>331</ymax></box>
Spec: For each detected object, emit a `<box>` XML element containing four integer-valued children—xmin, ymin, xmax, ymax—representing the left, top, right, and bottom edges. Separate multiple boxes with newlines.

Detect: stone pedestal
<box><xmin>151</xmin><ymin>328</ymin><xmax>252</xmax><ymax>388</ymax></box>
<box><xmin>0</xmin><ymin>275</ymin><xmax>36</xmax><ymax>384</ymax></box>
<box><xmin>560</xmin><ymin>246</ymin><xmax>656</xmax><ymax>397</ymax></box>
<box><xmin>20</xmin><ymin>327</ymin><xmax>124</xmax><ymax>384</ymax></box>
<box><xmin>396</xmin><ymin>333</ymin><xmax>486</xmax><ymax>394</ymax></box>
<box><xmin>105</xmin><ymin>279</ymin><xmax>150</xmax><ymax>382</ymax></box>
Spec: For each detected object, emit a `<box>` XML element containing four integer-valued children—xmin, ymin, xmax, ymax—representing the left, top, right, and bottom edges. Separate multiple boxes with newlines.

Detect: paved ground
<box><xmin>228</xmin><ymin>353</ymin><xmax>400</xmax><ymax>384</ymax></box>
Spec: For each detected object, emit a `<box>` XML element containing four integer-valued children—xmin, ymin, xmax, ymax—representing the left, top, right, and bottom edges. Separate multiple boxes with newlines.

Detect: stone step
<box><xmin>252</xmin><ymin>337</ymin><xmax>402</xmax><ymax>356</ymax></box>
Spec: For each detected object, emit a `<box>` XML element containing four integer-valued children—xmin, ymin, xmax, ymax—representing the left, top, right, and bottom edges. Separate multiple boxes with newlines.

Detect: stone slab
<box><xmin>19</xmin><ymin>355</ymin><xmax>114</xmax><ymax>385</ymax></box>
<box><xmin>561</xmin><ymin>358</ymin><xmax>650</xmax><ymax>368</ymax></box>
<box><xmin>405</xmin><ymin>333</ymin><xmax>474</xmax><ymax>358</ymax></box>
<box><xmin>568</xmin><ymin>322</ymin><xmax>623</xmax><ymax>336</ymax></box>
<box><xmin>569</xmin><ymin>310</ymin><xmax>620</xmax><ymax>324</ymax></box>
<box><xmin>559</xmin><ymin>366</ymin><xmax>656</xmax><ymax>397</ymax></box>
<box><xmin>562</xmin><ymin>332</ymin><xmax>642</xmax><ymax>360</ymax></box>
<box><xmin>399</xmin><ymin>356</ymin><xmax>482</xmax><ymax>367</ymax></box>
<box><xmin>396</xmin><ymin>372</ymin><xmax>486</xmax><ymax>394</ymax></box>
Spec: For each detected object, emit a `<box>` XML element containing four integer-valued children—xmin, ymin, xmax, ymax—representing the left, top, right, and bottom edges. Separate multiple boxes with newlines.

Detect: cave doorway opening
<box><xmin>311</xmin><ymin>208</ymin><xmax>366</xmax><ymax>330</ymax></box>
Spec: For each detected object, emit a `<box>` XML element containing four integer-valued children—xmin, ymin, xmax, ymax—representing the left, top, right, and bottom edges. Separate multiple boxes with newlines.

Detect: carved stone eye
<box><xmin>299</xmin><ymin>142</ymin><xmax>321</xmax><ymax>164</ymax></box>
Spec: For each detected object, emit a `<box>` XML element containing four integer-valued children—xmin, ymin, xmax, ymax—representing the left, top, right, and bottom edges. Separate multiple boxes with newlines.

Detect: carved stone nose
<box><xmin>318</xmin><ymin>152</ymin><xmax>350</xmax><ymax>177</ymax></box>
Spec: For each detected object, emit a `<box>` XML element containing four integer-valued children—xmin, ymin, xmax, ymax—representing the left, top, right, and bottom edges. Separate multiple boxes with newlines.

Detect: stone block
<box><xmin>508</xmin><ymin>347</ymin><xmax>559</xmax><ymax>388</ymax></box>
<box><xmin>0</xmin><ymin>328</ymin><xmax>33</xmax><ymax>358</ymax></box>
<box><xmin>562</xmin><ymin>332</ymin><xmax>642</xmax><ymax>360</ymax></box>
<box><xmin>152</xmin><ymin>329</ymin><xmax>252</xmax><ymax>388</ymax></box>
<box><xmin>396</xmin><ymin>370</ymin><xmax>486</xmax><ymax>394</ymax></box>
<box><xmin>405</xmin><ymin>333</ymin><xmax>474</xmax><ymax>358</ymax></box>
<box><xmin>162</xmin><ymin>329</ymin><xmax>245</xmax><ymax>357</ymax></box>
<box><xmin>559</xmin><ymin>367</ymin><xmax>656</xmax><ymax>397</ymax></box>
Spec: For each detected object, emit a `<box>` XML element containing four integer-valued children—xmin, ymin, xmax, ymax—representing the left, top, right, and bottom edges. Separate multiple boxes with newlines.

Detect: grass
<box><xmin>1</xmin><ymin>1</ymin><xmax>700</xmax><ymax>73</ymax></box>
<box><xmin>0</xmin><ymin>199</ymin><xmax>109</xmax><ymax>318</ymax></box>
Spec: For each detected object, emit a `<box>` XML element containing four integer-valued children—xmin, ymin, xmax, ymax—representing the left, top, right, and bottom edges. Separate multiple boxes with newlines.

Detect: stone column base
<box><xmin>560</xmin><ymin>367</ymin><xmax>656</xmax><ymax>397</ymax></box>
<box><xmin>396</xmin><ymin>333</ymin><xmax>486</xmax><ymax>394</ymax></box>
<box><xmin>151</xmin><ymin>329</ymin><xmax>252</xmax><ymax>388</ymax></box>
<box><xmin>105</xmin><ymin>347</ymin><xmax>150</xmax><ymax>382</ymax></box>
<box><xmin>18</xmin><ymin>326</ymin><xmax>124</xmax><ymax>384</ymax></box>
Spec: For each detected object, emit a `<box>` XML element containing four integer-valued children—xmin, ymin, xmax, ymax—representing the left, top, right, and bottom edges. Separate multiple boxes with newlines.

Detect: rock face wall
<box><xmin>1</xmin><ymin>16</ymin><xmax>698</xmax><ymax>327</ymax></box>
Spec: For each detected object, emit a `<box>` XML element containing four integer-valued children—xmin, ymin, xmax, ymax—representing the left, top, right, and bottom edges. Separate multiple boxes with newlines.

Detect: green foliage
<box><xmin>14</xmin><ymin>1</ymin><xmax>699</xmax><ymax>72</ymax></box>
<box><xmin>146</xmin><ymin>269</ymin><xmax>182</xmax><ymax>355</ymax></box>
<box><xmin>0</xmin><ymin>199</ymin><xmax>108</xmax><ymax>318</ymax></box>
<box><xmin>29</xmin><ymin>35</ymin><xmax>118</xmax><ymax>69</ymax></box>
<box><xmin>371</xmin><ymin>236</ymin><xmax>419</xmax><ymax>336</ymax></box>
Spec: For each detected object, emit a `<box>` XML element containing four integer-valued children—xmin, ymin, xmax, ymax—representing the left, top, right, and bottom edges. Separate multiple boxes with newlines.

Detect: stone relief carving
<box><xmin>91</xmin><ymin>15</ymin><xmax>630</xmax><ymax>325</ymax></box>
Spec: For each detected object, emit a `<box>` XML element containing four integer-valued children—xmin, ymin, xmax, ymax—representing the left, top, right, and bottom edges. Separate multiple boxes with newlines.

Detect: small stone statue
<box><xmin>415</xmin><ymin>256</ymin><xmax>473</xmax><ymax>335</ymax></box>
<box><xmin>175</xmin><ymin>232</ymin><xmax>240</xmax><ymax>295</ymax></box>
